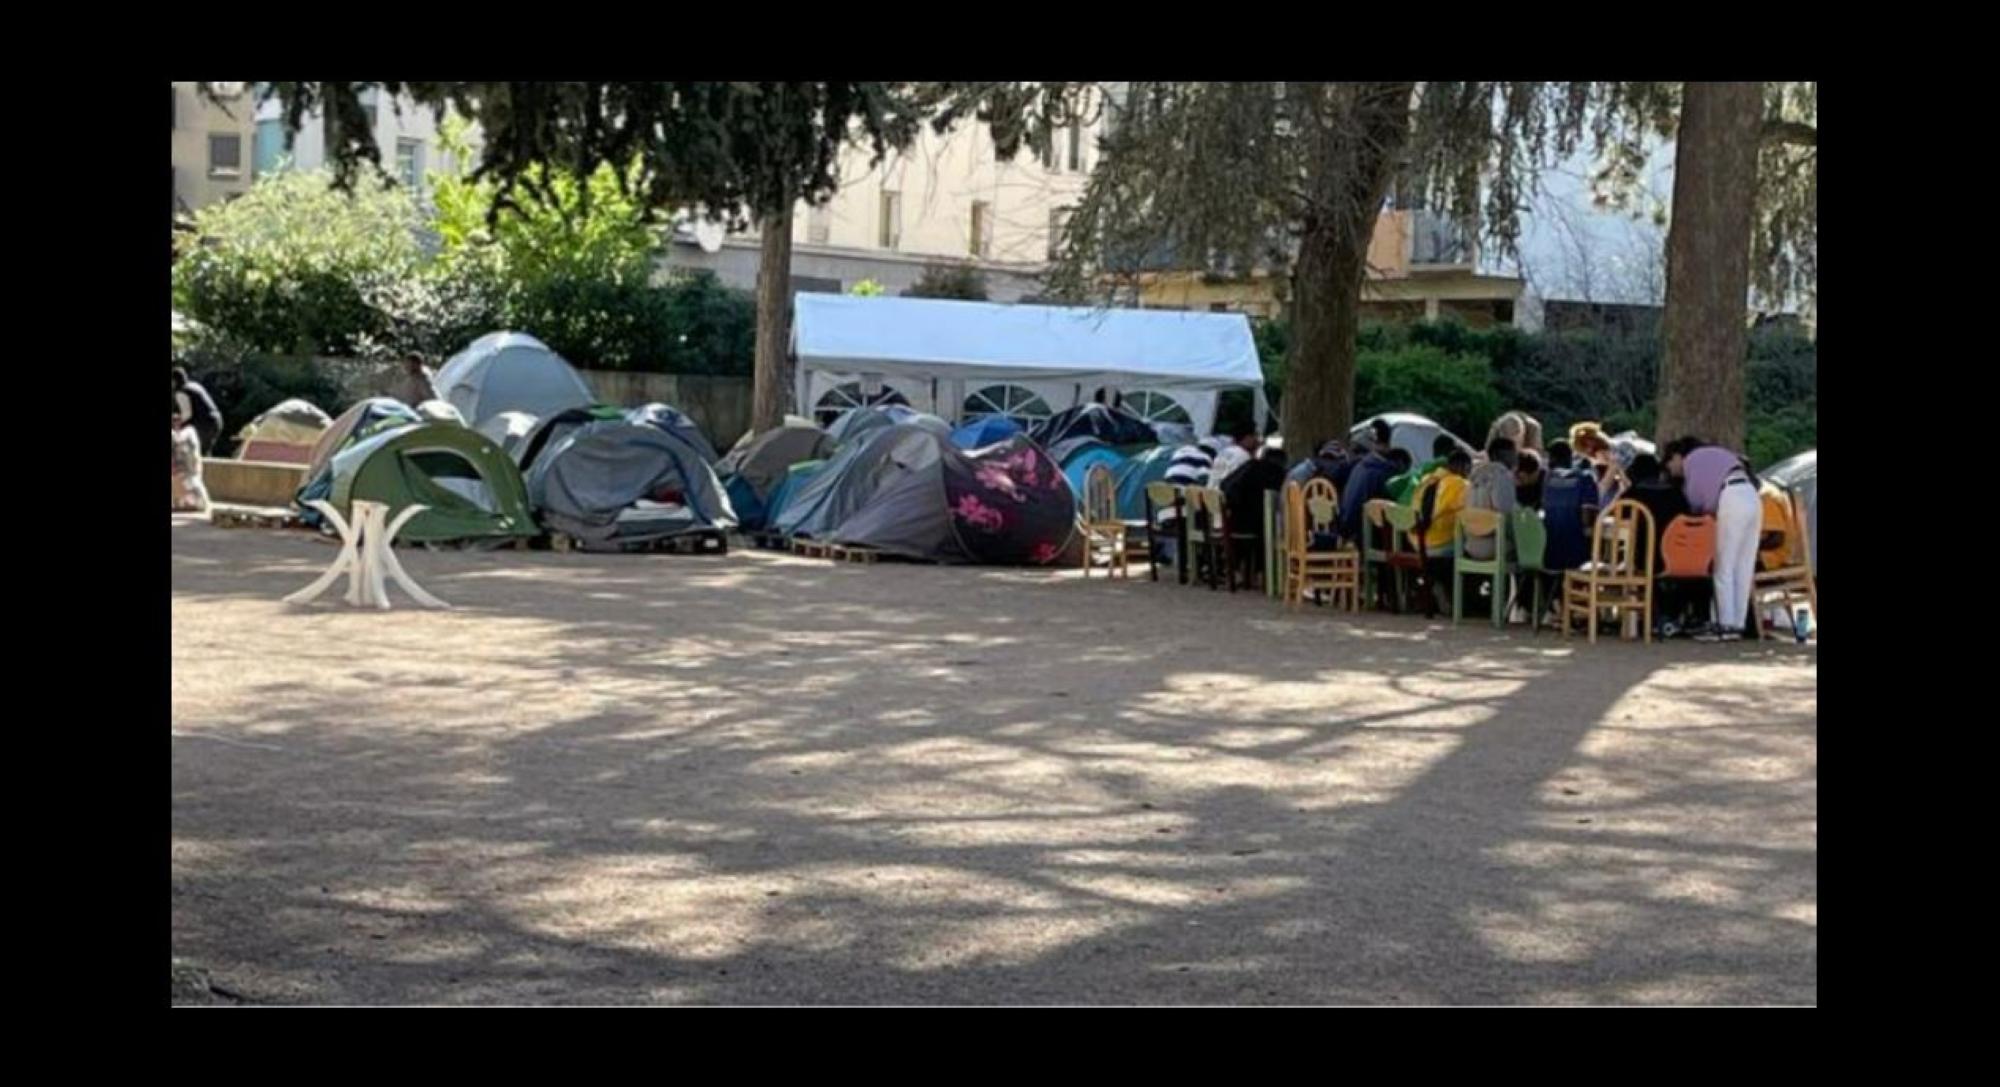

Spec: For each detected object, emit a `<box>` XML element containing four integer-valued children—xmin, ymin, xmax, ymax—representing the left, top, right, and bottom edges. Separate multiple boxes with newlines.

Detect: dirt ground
<box><xmin>171</xmin><ymin>516</ymin><xmax>1816</xmax><ymax>1005</ymax></box>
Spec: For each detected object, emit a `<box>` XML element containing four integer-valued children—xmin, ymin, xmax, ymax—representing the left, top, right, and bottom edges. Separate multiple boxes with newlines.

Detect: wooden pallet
<box><xmin>747</xmin><ymin>531</ymin><xmax>791</xmax><ymax>551</ymax></box>
<box><xmin>552</xmin><ymin>530</ymin><xmax>728</xmax><ymax>556</ymax></box>
<box><xmin>209</xmin><ymin>504</ymin><xmax>302</xmax><ymax>530</ymax></box>
<box><xmin>791</xmin><ymin>537</ymin><xmax>832</xmax><ymax>559</ymax></box>
<box><xmin>830</xmin><ymin>544</ymin><xmax>881</xmax><ymax>564</ymax></box>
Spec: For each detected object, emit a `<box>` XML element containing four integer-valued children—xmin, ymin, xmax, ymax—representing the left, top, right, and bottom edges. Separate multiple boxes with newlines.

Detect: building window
<box><xmin>962</xmin><ymin>384</ymin><xmax>1054</xmax><ymax>426</ymax></box>
<box><xmin>1048</xmin><ymin>207</ymin><xmax>1070</xmax><ymax>262</ymax></box>
<box><xmin>1067</xmin><ymin>124</ymin><xmax>1083</xmax><ymax>173</ymax></box>
<box><xmin>396</xmin><ymin>139</ymin><xmax>424</xmax><ymax>191</ymax></box>
<box><xmin>208</xmin><ymin>133</ymin><xmax>242</xmax><ymax>179</ymax></box>
<box><xmin>254</xmin><ymin>119</ymin><xmax>287</xmax><ymax>177</ymax></box>
<box><xmin>879</xmin><ymin>188</ymin><xmax>902</xmax><ymax>250</ymax></box>
<box><xmin>969</xmin><ymin>201</ymin><xmax>992</xmax><ymax>258</ymax></box>
<box><xmin>807</xmin><ymin>203</ymin><xmax>832</xmax><ymax>245</ymax></box>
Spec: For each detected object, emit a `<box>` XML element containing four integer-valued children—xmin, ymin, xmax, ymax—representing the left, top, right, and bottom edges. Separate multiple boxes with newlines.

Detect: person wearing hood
<box><xmin>1287</xmin><ymin>439</ymin><xmax>1351</xmax><ymax>489</ymax></box>
<box><xmin>1486</xmin><ymin>410</ymin><xmax>1544</xmax><ymax>454</ymax></box>
<box><xmin>1338</xmin><ymin>444</ymin><xmax>1411</xmax><ymax>542</ymax></box>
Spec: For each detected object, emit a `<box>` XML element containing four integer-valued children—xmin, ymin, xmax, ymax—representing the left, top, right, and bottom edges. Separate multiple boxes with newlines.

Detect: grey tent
<box><xmin>824</xmin><ymin>431</ymin><xmax>1079</xmax><ymax>565</ymax></box>
<box><xmin>718</xmin><ymin>419</ymin><xmax>836</xmax><ymax>531</ymax></box>
<box><xmin>476</xmin><ymin>410</ymin><xmax>541</xmax><ymax>463</ymax></box>
<box><xmin>1764</xmin><ymin>449</ymin><xmax>1817</xmax><ymax>572</ymax></box>
<box><xmin>435</xmin><ymin>331</ymin><xmax>595</xmax><ymax>428</ymax></box>
<box><xmin>770</xmin><ymin>422</ymin><xmax>910</xmax><ymax>539</ymax></box>
<box><xmin>526</xmin><ymin>403</ymin><xmax>736</xmax><ymax>549</ymax></box>
<box><xmin>826</xmin><ymin>403</ymin><xmax>949</xmax><ymax>448</ymax></box>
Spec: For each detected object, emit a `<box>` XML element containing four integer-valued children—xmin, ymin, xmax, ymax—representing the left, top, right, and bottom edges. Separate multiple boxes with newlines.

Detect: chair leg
<box><xmin>1587</xmin><ymin>585</ymin><xmax>1599</xmax><ymax>644</ymax></box>
<box><xmin>1492</xmin><ymin>570</ymin><xmax>1506</xmax><ymax>630</ymax></box>
<box><xmin>1452</xmin><ymin>566</ymin><xmax>1465</xmax><ymax>626</ymax></box>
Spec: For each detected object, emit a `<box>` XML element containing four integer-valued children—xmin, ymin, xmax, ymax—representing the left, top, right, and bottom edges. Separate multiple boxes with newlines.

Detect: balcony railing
<box><xmin>1411</xmin><ymin>210</ymin><xmax>1475</xmax><ymax>267</ymax></box>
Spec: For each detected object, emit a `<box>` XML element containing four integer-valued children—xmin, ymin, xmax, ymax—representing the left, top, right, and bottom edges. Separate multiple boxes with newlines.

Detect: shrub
<box><xmin>904</xmin><ymin>262</ymin><xmax>990</xmax><ymax>301</ymax></box>
<box><xmin>1354</xmin><ymin>343</ymin><xmax>1503</xmax><ymax>442</ymax></box>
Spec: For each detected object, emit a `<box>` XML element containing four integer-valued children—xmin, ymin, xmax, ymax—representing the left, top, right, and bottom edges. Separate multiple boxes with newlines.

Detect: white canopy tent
<box><xmin>790</xmin><ymin>294</ymin><xmax>1269</xmax><ymax>438</ymax></box>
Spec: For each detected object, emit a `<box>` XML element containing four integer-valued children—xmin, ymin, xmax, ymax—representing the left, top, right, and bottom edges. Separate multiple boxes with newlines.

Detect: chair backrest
<box><xmin>1590</xmin><ymin>499</ymin><xmax>1656</xmax><ymax>579</ymax></box>
<box><xmin>1144</xmin><ymin>480</ymin><xmax>1181</xmax><ymax>522</ymax></box>
<box><xmin>1760</xmin><ymin>485</ymin><xmax>1811</xmax><ymax>571</ymax></box>
<box><xmin>1282</xmin><ymin>480</ymin><xmax>1308</xmax><ymax>555</ymax></box>
<box><xmin>1455</xmin><ymin>506</ymin><xmax>1505</xmax><ymax>556</ymax></box>
<box><xmin>1084</xmin><ymin>463</ymin><xmax>1118</xmax><ymax>524</ymax></box>
<box><xmin>1302</xmin><ymin>478</ymin><xmax>1339</xmax><ymax>537</ymax></box>
<box><xmin>1786</xmin><ymin>488</ymin><xmax>1814</xmax><ymax>574</ymax></box>
<box><xmin>1186</xmin><ymin>485</ymin><xmax>1226</xmax><ymax>538</ymax></box>
<box><xmin>1660</xmin><ymin>514</ymin><xmax>1717</xmax><ymax>579</ymax></box>
<box><xmin>1382</xmin><ymin>502</ymin><xmax>1422</xmax><ymax>558</ymax></box>
<box><xmin>1511</xmin><ymin>508</ymin><xmax>1548</xmax><ymax>571</ymax></box>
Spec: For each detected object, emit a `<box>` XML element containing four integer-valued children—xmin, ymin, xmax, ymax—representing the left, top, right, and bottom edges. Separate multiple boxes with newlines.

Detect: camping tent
<box><xmin>435</xmin><ymin>331</ymin><xmax>595</xmax><ymax>428</ymax></box>
<box><xmin>762</xmin><ymin>460</ymin><xmax>828</xmax><ymax>533</ymax></box>
<box><xmin>1349</xmin><ymin>412</ymin><xmax>1475</xmax><ymax>464</ymax></box>
<box><xmin>298</xmin><ymin>398</ymin><xmax>425</xmax><ymax>520</ymax></box>
<box><xmin>233</xmin><ymin>398</ymin><xmax>331</xmax><ymax>464</ymax></box>
<box><xmin>1058</xmin><ymin>441</ymin><xmax>1129</xmax><ymax>503</ymax></box>
<box><xmin>1113</xmin><ymin>444</ymin><xmax>1179</xmax><ymax>521</ymax></box>
<box><xmin>791</xmin><ymin>293</ymin><xmax>1267</xmax><ymax>437</ymax></box>
<box><xmin>718</xmin><ymin>420</ymin><xmax>836</xmax><ymax>531</ymax></box>
<box><xmin>416</xmin><ymin>399</ymin><xmax>467</xmax><ymax>425</ymax></box>
<box><xmin>476</xmin><ymin>411</ymin><xmax>541</xmax><ymax>463</ymax></box>
<box><xmin>827</xmin><ymin>402</ymin><xmax>950</xmax><ymax>448</ymax></box>
<box><xmin>1033</xmin><ymin>402</ymin><xmax>1159</xmax><ymax>450</ymax></box>
<box><xmin>1764</xmin><ymin>449</ymin><xmax>1817</xmax><ymax>571</ymax></box>
<box><xmin>951</xmin><ymin>413</ymin><xmax>1024</xmax><ymax>449</ymax></box>
<box><xmin>818</xmin><ymin>430</ymin><xmax>1078</xmax><ymax>565</ymax></box>
<box><xmin>513</xmin><ymin>405</ymin><xmax>629</xmax><ymax>473</ymax></box>
<box><xmin>526</xmin><ymin>403</ymin><xmax>736</xmax><ymax>548</ymax></box>
<box><xmin>326</xmin><ymin>422</ymin><xmax>536</xmax><ymax>544</ymax></box>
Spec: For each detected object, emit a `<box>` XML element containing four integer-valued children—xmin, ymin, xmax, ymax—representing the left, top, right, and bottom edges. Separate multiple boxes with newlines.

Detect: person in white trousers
<box><xmin>1665</xmin><ymin>436</ymin><xmax>1760</xmax><ymax>641</ymax></box>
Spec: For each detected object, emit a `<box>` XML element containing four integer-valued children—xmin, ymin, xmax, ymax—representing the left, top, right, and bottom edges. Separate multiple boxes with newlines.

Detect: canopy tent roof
<box><xmin>793</xmin><ymin>294</ymin><xmax>1264</xmax><ymax>390</ymax></box>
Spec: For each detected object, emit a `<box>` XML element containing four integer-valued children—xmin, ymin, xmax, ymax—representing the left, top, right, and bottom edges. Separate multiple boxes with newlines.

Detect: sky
<box><xmin>1498</xmin><ymin>136</ymin><xmax>1677</xmax><ymax>327</ymax></box>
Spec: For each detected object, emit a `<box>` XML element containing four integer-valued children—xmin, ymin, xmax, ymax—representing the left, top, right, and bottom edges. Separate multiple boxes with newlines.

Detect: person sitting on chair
<box><xmin>1514</xmin><ymin>449</ymin><xmax>1545</xmax><ymax>510</ymax></box>
<box><xmin>1411</xmin><ymin>449</ymin><xmax>1472</xmax><ymax>615</ymax></box>
<box><xmin>1337</xmin><ymin>444</ymin><xmax>1410</xmax><ymax>543</ymax></box>
<box><xmin>1624</xmin><ymin>453</ymin><xmax>1702</xmax><ymax>636</ymax></box>
<box><xmin>1390</xmin><ymin>433</ymin><xmax>1459</xmax><ymax>505</ymax></box>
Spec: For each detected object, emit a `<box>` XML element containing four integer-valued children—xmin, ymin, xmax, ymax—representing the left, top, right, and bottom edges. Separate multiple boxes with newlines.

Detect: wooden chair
<box><xmin>1184</xmin><ymin>485</ymin><xmax>1252</xmax><ymax>591</ymax></box>
<box><xmin>1561</xmin><ymin>499</ymin><xmax>1656</xmax><ymax>644</ymax></box>
<box><xmin>1509</xmin><ymin>507</ymin><xmax>1552</xmax><ymax>634</ymax></box>
<box><xmin>1284</xmin><ymin>479</ymin><xmax>1360</xmax><ymax>611</ymax></box>
<box><xmin>1143</xmin><ymin>481</ymin><xmax>1184</xmax><ymax>583</ymax></box>
<box><xmin>1363</xmin><ymin>499</ymin><xmax>1426</xmax><ymax>613</ymax></box>
<box><xmin>1752</xmin><ymin>488</ymin><xmax>1817</xmax><ymax>640</ymax></box>
<box><xmin>1452</xmin><ymin>507</ymin><xmax>1514</xmax><ymax>629</ymax></box>
<box><xmin>1079</xmin><ymin>464</ymin><xmax>1129</xmax><ymax>579</ymax></box>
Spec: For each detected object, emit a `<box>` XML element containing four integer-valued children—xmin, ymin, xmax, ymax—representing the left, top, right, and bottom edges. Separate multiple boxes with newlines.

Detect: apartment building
<box><xmin>660</xmin><ymin>102</ymin><xmax>1103</xmax><ymax>300</ymax></box>
<box><xmin>171</xmin><ymin>82</ymin><xmax>257</xmax><ymax>218</ymax></box>
<box><xmin>250</xmin><ymin>87</ymin><xmax>478</xmax><ymax>201</ymax></box>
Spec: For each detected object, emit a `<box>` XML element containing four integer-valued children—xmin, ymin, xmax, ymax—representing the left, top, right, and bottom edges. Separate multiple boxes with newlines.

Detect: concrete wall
<box><xmin>580</xmin><ymin>371</ymin><xmax>752</xmax><ymax>450</ymax></box>
<box><xmin>344</xmin><ymin>362</ymin><xmax>752</xmax><ymax>450</ymax></box>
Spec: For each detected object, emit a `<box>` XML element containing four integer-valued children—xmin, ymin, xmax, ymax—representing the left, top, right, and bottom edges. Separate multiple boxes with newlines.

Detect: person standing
<box><xmin>397</xmin><ymin>354</ymin><xmax>439</xmax><ymax>408</ymax></box>
<box><xmin>1664</xmin><ymin>436</ymin><xmax>1761</xmax><ymax>642</ymax></box>
<box><xmin>171</xmin><ymin>366</ymin><xmax>224</xmax><ymax>455</ymax></box>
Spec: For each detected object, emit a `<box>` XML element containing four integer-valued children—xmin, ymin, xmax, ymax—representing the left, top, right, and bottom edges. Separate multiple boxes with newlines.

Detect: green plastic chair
<box><xmin>1510</xmin><ymin>508</ymin><xmax>1551</xmax><ymax>634</ymax></box>
<box><xmin>1452</xmin><ymin>508</ymin><xmax>1513</xmax><ymax>629</ymax></box>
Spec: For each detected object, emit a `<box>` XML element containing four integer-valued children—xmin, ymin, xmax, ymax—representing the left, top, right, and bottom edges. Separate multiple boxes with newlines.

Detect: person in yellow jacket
<box><xmin>1413</xmin><ymin>449</ymin><xmax>1472</xmax><ymax>557</ymax></box>
<box><xmin>1410</xmin><ymin>449</ymin><xmax>1472</xmax><ymax>616</ymax></box>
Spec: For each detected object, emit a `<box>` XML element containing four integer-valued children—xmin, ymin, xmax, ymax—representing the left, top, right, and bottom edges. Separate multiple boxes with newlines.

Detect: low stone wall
<box><xmin>205</xmin><ymin>458</ymin><xmax>307</xmax><ymax>508</ymax></box>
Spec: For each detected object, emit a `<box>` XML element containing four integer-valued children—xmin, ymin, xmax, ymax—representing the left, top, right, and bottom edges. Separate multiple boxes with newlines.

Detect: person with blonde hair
<box><xmin>1569</xmin><ymin>421</ymin><xmax>1631</xmax><ymax>509</ymax></box>
<box><xmin>1486</xmin><ymin>410</ymin><xmax>1543</xmax><ymax>453</ymax></box>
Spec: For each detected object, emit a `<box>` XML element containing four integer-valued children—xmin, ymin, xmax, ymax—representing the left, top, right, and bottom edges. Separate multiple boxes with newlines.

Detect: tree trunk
<box><xmin>751</xmin><ymin>204</ymin><xmax>797</xmax><ymax>435</ymax></box>
<box><xmin>1656</xmin><ymin>81</ymin><xmax>1762</xmax><ymax>453</ymax></box>
<box><xmin>1280</xmin><ymin>225</ymin><xmax>1368</xmax><ymax>457</ymax></box>
<box><xmin>1277</xmin><ymin>82</ymin><xmax>1413</xmax><ymax>457</ymax></box>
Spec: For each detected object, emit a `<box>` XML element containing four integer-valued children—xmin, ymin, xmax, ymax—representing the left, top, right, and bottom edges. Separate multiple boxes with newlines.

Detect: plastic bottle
<box><xmin>1792</xmin><ymin>605</ymin><xmax>1810</xmax><ymax>643</ymax></box>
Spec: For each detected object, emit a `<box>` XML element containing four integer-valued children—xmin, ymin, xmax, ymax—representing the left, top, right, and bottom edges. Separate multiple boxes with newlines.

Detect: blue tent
<box><xmin>1113</xmin><ymin>445</ymin><xmax>1178</xmax><ymax>521</ymax></box>
<box><xmin>951</xmin><ymin>414</ymin><xmax>1023</xmax><ymax>449</ymax></box>
<box><xmin>1061</xmin><ymin>444</ymin><xmax>1129</xmax><ymax>506</ymax></box>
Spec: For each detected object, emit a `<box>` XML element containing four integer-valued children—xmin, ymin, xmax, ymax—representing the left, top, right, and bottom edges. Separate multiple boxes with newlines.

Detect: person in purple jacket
<box><xmin>1663</xmin><ymin>435</ymin><xmax>1761</xmax><ymax>642</ymax></box>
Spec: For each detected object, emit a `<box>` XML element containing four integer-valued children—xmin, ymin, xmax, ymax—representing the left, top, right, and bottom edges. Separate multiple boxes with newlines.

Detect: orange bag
<box><xmin>1660</xmin><ymin>514</ymin><xmax>1717</xmax><ymax>579</ymax></box>
<box><xmin>1758</xmin><ymin>484</ymin><xmax>1795</xmax><ymax>569</ymax></box>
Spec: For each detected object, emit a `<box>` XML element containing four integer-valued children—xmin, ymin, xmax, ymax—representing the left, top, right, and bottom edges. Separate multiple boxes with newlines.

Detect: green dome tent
<box><xmin>327</xmin><ymin>422</ymin><xmax>536</xmax><ymax>544</ymax></box>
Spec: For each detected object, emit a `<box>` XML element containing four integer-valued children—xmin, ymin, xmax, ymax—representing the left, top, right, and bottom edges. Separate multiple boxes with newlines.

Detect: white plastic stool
<box><xmin>285</xmin><ymin>500</ymin><xmax>450</xmax><ymax>610</ymax></box>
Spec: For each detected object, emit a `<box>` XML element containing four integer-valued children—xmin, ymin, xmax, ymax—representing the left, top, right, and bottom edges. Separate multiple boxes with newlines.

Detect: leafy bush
<box><xmin>904</xmin><ymin>262</ymin><xmax>990</xmax><ymax>301</ymax></box>
<box><xmin>1354</xmin><ymin>344</ymin><xmax>1503</xmax><ymax>442</ymax></box>
<box><xmin>172</xmin><ymin>171</ymin><xmax>423</xmax><ymax>356</ymax></box>
<box><xmin>178</xmin><ymin>343</ymin><xmax>381</xmax><ymax>443</ymax></box>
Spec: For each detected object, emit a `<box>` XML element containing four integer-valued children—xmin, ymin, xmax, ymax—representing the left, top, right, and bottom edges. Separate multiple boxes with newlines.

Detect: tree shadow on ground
<box><xmin>172</xmin><ymin>521</ymin><xmax>1816</xmax><ymax>1004</ymax></box>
